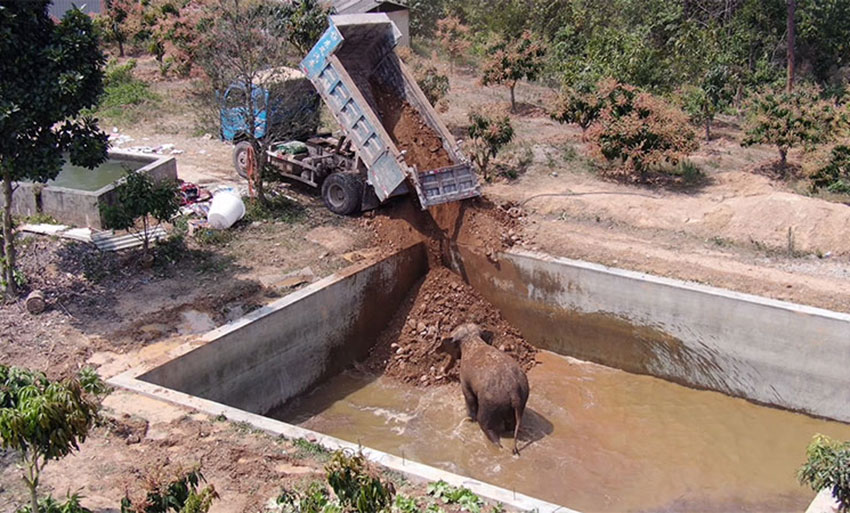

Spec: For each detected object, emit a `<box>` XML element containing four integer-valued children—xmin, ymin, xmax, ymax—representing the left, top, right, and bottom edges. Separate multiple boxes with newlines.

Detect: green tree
<box><xmin>0</xmin><ymin>1</ymin><xmax>108</xmax><ymax>296</ymax></box>
<box><xmin>467</xmin><ymin>110</ymin><xmax>514</xmax><ymax>181</ymax></box>
<box><xmin>267</xmin><ymin>0</ymin><xmax>332</xmax><ymax>56</ymax></box>
<box><xmin>0</xmin><ymin>366</ymin><xmax>107</xmax><ymax>513</ymax></box>
<box><xmin>742</xmin><ymin>84</ymin><xmax>846</xmax><ymax>169</ymax></box>
<box><xmin>198</xmin><ymin>0</ymin><xmax>315</xmax><ymax>205</ymax></box>
<box><xmin>799</xmin><ymin>434</ymin><xmax>850</xmax><ymax>512</ymax></box>
<box><xmin>406</xmin><ymin>0</ymin><xmax>446</xmax><ymax>39</ymax></box>
<box><xmin>797</xmin><ymin>0</ymin><xmax>850</xmax><ymax>86</ymax></box>
<box><xmin>101</xmin><ymin>0</ymin><xmax>137</xmax><ymax>57</ymax></box>
<box><xmin>101</xmin><ymin>171</ymin><xmax>181</xmax><ymax>255</ymax></box>
<box><xmin>481</xmin><ymin>31</ymin><xmax>546</xmax><ymax>113</ymax></box>
<box><xmin>681</xmin><ymin>65</ymin><xmax>735</xmax><ymax>141</ymax></box>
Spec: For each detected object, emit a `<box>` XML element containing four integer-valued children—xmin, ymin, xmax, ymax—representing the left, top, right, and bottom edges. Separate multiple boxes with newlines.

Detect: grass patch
<box><xmin>244</xmin><ymin>194</ymin><xmax>306</xmax><ymax>224</ymax></box>
<box><xmin>291</xmin><ymin>438</ymin><xmax>330</xmax><ymax>461</ymax></box>
<box><xmin>194</xmin><ymin>228</ymin><xmax>234</xmax><ymax>247</ymax></box>
<box><xmin>91</xmin><ymin>60</ymin><xmax>160</xmax><ymax>125</ymax></box>
<box><xmin>20</xmin><ymin>212</ymin><xmax>58</xmax><ymax>225</ymax></box>
<box><xmin>193</xmin><ymin>253</ymin><xmax>233</xmax><ymax>274</ymax></box>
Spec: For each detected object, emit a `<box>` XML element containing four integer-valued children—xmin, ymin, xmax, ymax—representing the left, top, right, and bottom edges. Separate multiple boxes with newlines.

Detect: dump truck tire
<box><xmin>233</xmin><ymin>141</ymin><xmax>254</xmax><ymax>179</ymax></box>
<box><xmin>322</xmin><ymin>172</ymin><xmax>362</xmax><ymax>215</ymax></box>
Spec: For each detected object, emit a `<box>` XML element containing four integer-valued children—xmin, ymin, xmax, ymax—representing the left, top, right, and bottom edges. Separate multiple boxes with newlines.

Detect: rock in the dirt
<box><xmin>25</xmin><ymin>290</ymin><xmax>46</xmax><ymax>315</ymax></box>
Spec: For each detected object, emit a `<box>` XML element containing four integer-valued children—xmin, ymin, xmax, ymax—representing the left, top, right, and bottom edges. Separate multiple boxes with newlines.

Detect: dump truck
<box><xmin>241</xmin><ymin>13</ymin><xmax>478</xmax><ymax>216</ymax></box>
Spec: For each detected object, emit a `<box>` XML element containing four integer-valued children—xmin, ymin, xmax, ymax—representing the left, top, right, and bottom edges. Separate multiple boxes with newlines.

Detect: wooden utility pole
<box><xmin>787</xmin><ymin>0</ymin><xmax>796</xmax><ymax>91</ymax></box>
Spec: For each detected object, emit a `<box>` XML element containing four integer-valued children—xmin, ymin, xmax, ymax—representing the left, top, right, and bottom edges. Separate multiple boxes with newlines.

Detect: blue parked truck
<box><xmin>220</xmin><ymin>67</ymin><xmax>321</xmax><ymax>178</ymax></box>
<box><xmin>226</xmin><ymin>13</ymin><xmax>481</xmax><ymax>215</ymax></box>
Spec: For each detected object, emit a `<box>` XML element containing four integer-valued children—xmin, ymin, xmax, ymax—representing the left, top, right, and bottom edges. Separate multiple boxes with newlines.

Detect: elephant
<box><xmin>437</xmin><ymin>323</ymin><xmax>529</xmax><ymax>455</ymax></box>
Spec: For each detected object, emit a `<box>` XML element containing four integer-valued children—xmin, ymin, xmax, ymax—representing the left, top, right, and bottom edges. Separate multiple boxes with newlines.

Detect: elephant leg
<box><xmin>512</xmin><ymin>406</ymin><xmax>523</xmax><ymax>456</ymax></box>
<box><xmin>479</xmin><ymin>419</ymin><xmax>503</xmax><ymax>448</ymax></box>
<box><xmin>477</xmin><ymin>409</ymin><xmax>503</xmax><ymax>448</ymax></box>
<box><xmin>461</xmin><ymin>381</ymin><xmax>478</xmax><ymax>421</ymax></box>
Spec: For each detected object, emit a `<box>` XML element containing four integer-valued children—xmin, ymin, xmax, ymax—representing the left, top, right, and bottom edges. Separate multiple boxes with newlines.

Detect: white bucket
<box><xmin>207</xmin><ymin>190</ymin><xmax>245</xmax><ymax>229</ymax></box>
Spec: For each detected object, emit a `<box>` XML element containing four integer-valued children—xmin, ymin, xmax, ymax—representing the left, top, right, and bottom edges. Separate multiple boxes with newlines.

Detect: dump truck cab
<box><xmin>219</xmin><ymin>66</ymin><xmax>320</xmax><ymax>144</ymax></box>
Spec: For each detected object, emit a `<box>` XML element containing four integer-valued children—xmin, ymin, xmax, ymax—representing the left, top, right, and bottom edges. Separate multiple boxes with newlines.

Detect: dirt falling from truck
<box><xmin>363</xmin><ymin>196</ymin><xmax>534</xmax><ymax>386</ymax></box>
<box><xmin>371</xmin><ymin>81</ymin><xmax>454</xmax><ymax>171</ymax></box>
<box><xmin>364</xmin><ymin>77</ymin><xmax>532</xmax><ymax>387</ymax></box>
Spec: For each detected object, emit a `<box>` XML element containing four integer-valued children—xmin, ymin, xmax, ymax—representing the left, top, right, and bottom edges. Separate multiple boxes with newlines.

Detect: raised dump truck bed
<box><xmin>301</xmin><ymin>13</ymin><xmax>481</xmax><ymax>209</ymax></box>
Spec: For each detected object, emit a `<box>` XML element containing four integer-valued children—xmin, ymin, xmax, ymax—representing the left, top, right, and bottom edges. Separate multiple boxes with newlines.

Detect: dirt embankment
<box><xmin>371</xmin><ymin>81</ymin><xmax>454</xmax><ymax>171</ymax></box>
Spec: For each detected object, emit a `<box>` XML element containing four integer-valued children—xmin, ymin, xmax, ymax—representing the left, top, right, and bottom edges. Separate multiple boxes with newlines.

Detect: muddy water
<box><xmin>47</xmin><ymin>157</ymin><xmax>143</xmax><ymax>191</ymax></box>
<box><xmin>272</xmin><ymin>351</ymin><xmax>850</xmax><ymax>513</ymax></box>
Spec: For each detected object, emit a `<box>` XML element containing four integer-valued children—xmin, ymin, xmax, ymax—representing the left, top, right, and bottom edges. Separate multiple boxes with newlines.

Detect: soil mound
<box><xmin>365</xmin><ymin>266</ymin><xmax>537</xmax><ymax>386</ymax></box>
<box><xmin>372</xmin><ymin>82</ymin><xmax>454</xmax><ymax>171</ymax></box>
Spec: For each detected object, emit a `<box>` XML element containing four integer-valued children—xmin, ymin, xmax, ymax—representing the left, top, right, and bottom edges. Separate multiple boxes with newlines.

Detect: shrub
<box><xmin>811</xmin><ymin>145</ymin><xmax>850</xmax><ymax>193</ymax></box>
<box><xmin>15</xmin><ymin>493</ymin><xmax>92</xmax><ymax>513</ymax></box>
<box><xmin>415</xmin><ymin>65</ymin><xmax>450</xmax><ymax>106</ymax></box>
<box><xmin>467</xmin><ymin>110</ymin><xmax>515</xmax><ymax>181</ymax></box>
<box><xmin>243</xmin><ymin>194</ymin><xmax>305</xmax><ymax>224</ymax></box>
<box><xmin>100</xmin><ymin>171</ymin><xmax>181</xmax><ymax>254</ymax></box>
<box><xmin>586</xmin><ymin>80</ymin><xmax>698</xmax><ymax>177</ymax></box>
<box><xmin>799</xmin><ymin>434</ymin><xmax>850</xmax><ymax>512</ymax></box>
<box><xmin>743</xmin><ymin>84</ymin><xmax>847</xmax><ymax>169</ymax></box>
<box><xmin>120</xmin><ymin>466</ymin><xmax>217</xmax><ymax>513</ymax></box>
<box><xmin>426</xmin><ymin>481</ymin><xmax>483</xmax><ymax>513</ymax></box>
<box><xmin>276</xmin><ymin>482</ymin><xmax>339</xmax><ymax>513</ymax></box>
<box><xmin>94</xmin><ymin>59</ymin><xmax>159</xmax><ymax>122</ymax></box>
<box><xmin>550</xmin><ymin>83</ymin><xmax>605</xmax><ymax>136</ymax></box>
<box><xmin>325</xmin><ymin>450</ymin><xmax>394</xmax><ymax>513</ymax></box>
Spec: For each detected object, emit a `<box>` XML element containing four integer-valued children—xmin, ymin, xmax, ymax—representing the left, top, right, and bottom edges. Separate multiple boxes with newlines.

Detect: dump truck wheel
<box><xmin>322</xmin><ymin>172</ymin><xmax>362</xmax><ymax>215</ymax></box>
<box><xmin>232</xmin><ymin>141</ymin><xmax>254</xmax><ymax>179</ymax></box>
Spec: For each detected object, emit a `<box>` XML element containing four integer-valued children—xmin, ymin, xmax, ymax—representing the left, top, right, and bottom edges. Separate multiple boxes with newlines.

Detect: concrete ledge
<box><xmin>138</xmin><ymin>243</ymin><xmax>429</xmax><ymax>415</ymax></box>
<box><xmin>110</xmin><ymin>245</ymin><xmax>573</xmax><ymax>513</ymax></box>
<box><xmin>108</xmin><ymin>372</ymin><xmax>573</xmax><ymax>513</ymax></box>
<box><xmin>454</xmin><ymin>247</ymin><xmax>850</xmax><ymax>423</ymax></box>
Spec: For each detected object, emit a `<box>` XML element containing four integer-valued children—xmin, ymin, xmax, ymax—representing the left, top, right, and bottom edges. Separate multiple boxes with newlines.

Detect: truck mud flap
<box><xmin>416</xmin><ymin>164</ymin><xmax>481</xmax><ymax>208</ymax></box>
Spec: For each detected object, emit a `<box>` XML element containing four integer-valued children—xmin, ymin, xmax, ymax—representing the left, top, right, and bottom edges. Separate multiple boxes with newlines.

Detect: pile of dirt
<box><xmin>371</xmin><ymin>81</ymin><xmax>454</xmax><ymax>171</ymax></box>
<box><xmin>364</xmin><ymin>266</ymin><xmax>537</xmax><ymax>386</ymax></box>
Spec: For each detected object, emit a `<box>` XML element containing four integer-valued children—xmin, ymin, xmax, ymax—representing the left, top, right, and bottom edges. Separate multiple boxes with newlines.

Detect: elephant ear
<box><xmin>480</xmin><ymin>330</ymin><xmax>495</xmax><ymax>344</ymax></box>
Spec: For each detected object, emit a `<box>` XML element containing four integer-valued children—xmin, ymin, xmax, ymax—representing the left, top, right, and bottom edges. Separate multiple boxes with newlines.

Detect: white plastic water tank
<box><xmin>207</xmin><ymin>190</ymin><xmax>245</xmax><ymax>229</ymax></box>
